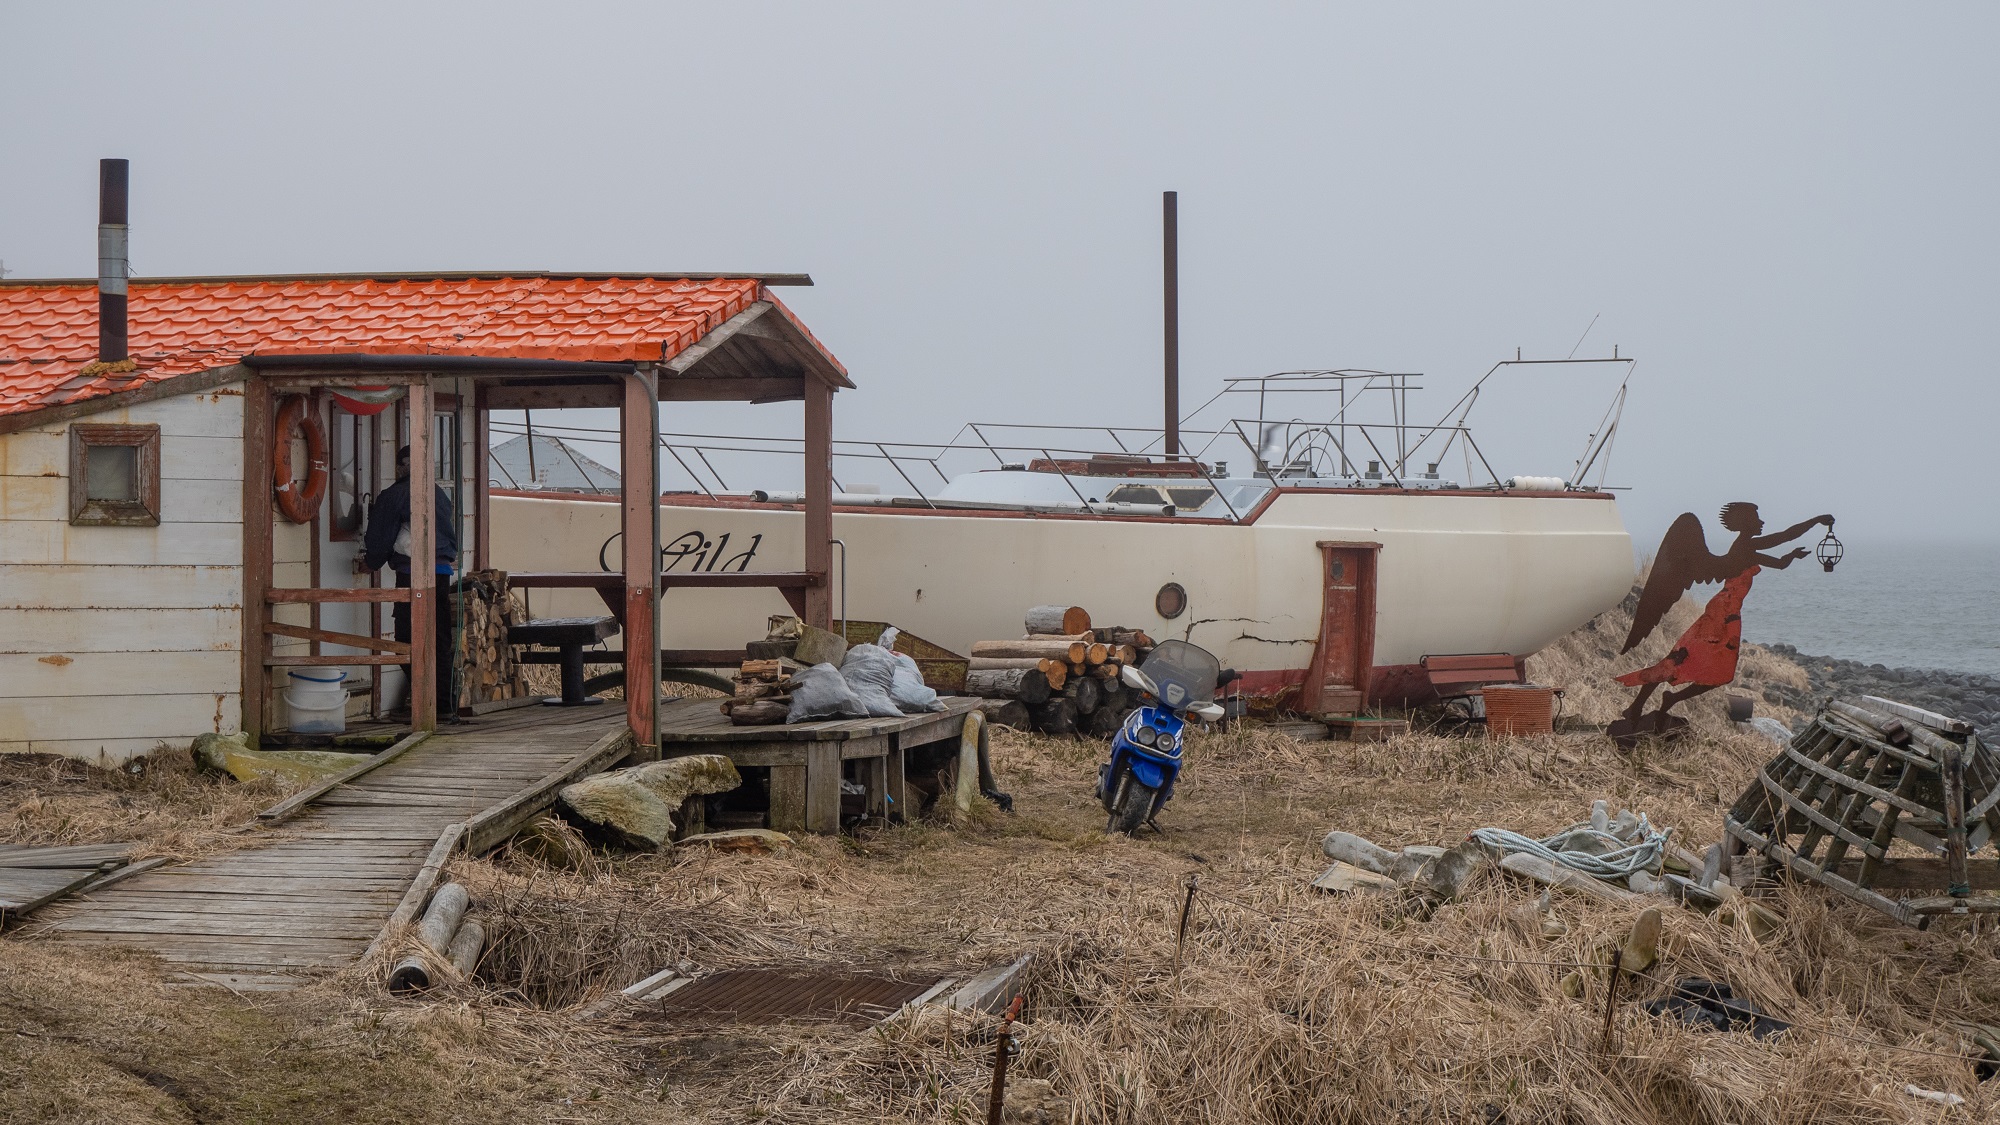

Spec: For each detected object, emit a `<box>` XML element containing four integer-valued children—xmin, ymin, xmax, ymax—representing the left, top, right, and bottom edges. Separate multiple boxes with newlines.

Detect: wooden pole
<box><xmin>985</xmin><ymin>995</ymin><xmax>1024</xmax><ymax>1125</ymax></box>
<box><xmin>239</xmin><ymin>376</ymin><xmax>273</xmax><ymax>738</ymax></box>
<box><xmin>408</xmin><ymin>382</ymin><xmax>436</xmax><ymax>732</ymax></box>
<box><xmin>1599</xmin><ymin>946</ymin><xmax>1623</xmax><ymax>1053</ymax></box>
<box><xmin>803</xmin><ymin>374</ymin><xmax>833</xmax><ymax>629</ymax></box>
<box><xmin>473</xmin><ymin>383</ymin><xmax>491</xmax><ymax>572</ymax></box>
<box><xmin>622</xmin><ymin>366</ymin><xmax>661</xmax><ymax>757</ymax></box>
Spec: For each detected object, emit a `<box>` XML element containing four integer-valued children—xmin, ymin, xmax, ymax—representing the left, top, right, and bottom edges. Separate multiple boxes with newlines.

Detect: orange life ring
<box><xmin>272</xmin><ymin>395</ymin><xmax>329</xmax><ymax>524</ymax></box>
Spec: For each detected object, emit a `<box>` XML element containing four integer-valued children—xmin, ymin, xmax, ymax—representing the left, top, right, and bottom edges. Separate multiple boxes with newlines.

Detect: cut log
<box><xmin>721</xmin><ymin>699</ymin><xmax>790</xmax><ymax>725</ymax></box>
<box><xmin>1099</xmin><ymin>677</ymin><xmax>1127</xmax><ymax>712</ymax></box>
<box><xmin>971</xmin><ymin>639</ymin><xmax>1088</xmax><ymax>663</ymax></box>
<box><xmin>738</xmin><ymin>658</ymin><xmax>793</xmax><ymax>681</ymax></box>
<box><xmin>1084</xmin><ymin>643</ymin><xmax>1110</xmax><ymax>665</ymax></box>
<box><xmin>965</xmin><ymin>667</ymin><xmax>1053</xmax><ymax>706</ymax></box>
<box><xmin>1069</xmin><ymin>662</ymin><xmax>1088</xmax><ymax>677</ymax></box>
<box><xmin>1039</xmin><ymin>660</ymin><xmax>1068</xmax><ymax>691</ymax></box>
<box><xmin>968</xmin><ymin>657</ymin><xmax>1048</xmax><ymax>672</ymax></box>
<box><xmin>1032</xmin><ymin>698</ymin><xmax>1079</xmax><ymax>736</ymax></box>
<box><xmin>977</xmin><ymin>698</ymin><xmax>1032</xmax><ymax>730</ymax></box>
<box><xmin>1090</xmin><ymin>663</ymin><xmax>1120</xmax><ymax>680</ymax></box>
<box><xmin>1113</xmin><ymin>644</ymin><xmax>1138</xmax><ymax>664</ymax></box>
<box><xmin>1066</xmin><ymin>675</ymin><xmax>1101</xmax><ymax>715</ymax></box>
<box><xmin>1021</xmin><ymin>632</ymin><xmax>1093</xmax><ymax>643</ymax></box>
<box><xmin>1025</xmin><ymin>605</ymin><xmax>1092</xmax><ymax>636</ymax></box>
<box><xmin>734</xmin><ymin>681</ymin><xmax>784</xmax><ymax>700</ymax></box>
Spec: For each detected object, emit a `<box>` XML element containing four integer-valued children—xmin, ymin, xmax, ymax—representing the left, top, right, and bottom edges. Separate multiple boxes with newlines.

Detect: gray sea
<box><xmin>1738</xmin><ymin>539</ymin><xmax>2000</xmax><ymax>678</ymax></box>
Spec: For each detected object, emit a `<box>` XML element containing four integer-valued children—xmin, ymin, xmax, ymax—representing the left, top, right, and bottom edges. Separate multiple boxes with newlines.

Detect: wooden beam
<box><xmin>267</xmin><ymin>587</ymin><xmax>411</xmax><ymax>603</ymax></box>
<box><xmin>473</xmin><ymin>385</ymin><xmax>491</xmax><ymax>571</ymax></box>
<box><xmin>665</xmin><ymin>301</ymin><xmax>773</xmax><ymax>374</ymax></box>
<box><xmin>803</xmin><ymin>375</ymin><xmax>833</xmax><ymax>629</ymax></box>
<box><xmin>480</xmin><ymin>383</ymin><xmax>623</xmax><ymax>411</ymax></box>
<box><xmin>257</xmin><ymin>732</ymin><xmax>429</xmax><ymax>823</ymax></box>
<box><xmin>241</xmin><ymin>377</ymin><xmax>273</xmax><ymax>739</ymax></box>
<box><xmin>657</xmin><ymin>376</ymin><xmax>804</xmax><ymax>402</ymax></box>
<box><xmin>0</xmin><ymin>363</ymin><xmax>248</xmax><ymax>437</ymax></box>
<box><xmin>464</xmin><ymin>727</ymin><xmax>635</xmax><ymax>854</ymax></box>
<box><xmin>263</xmin><ymin>621</ymin><xmax>410</xmax><ymax>655</ymax></box>
<box><xmin>408</xmin><ymin>382</ymin><xmax>436</xmax><ymax>732</ymax></box>
<box><xmin>622</xmin><ymin>366</ymin><xmax>661</xmax><ymax>758</ymax></box>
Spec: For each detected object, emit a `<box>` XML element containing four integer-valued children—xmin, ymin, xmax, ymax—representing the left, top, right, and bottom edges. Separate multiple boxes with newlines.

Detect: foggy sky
<box><xmin>4</xmin><ymin>3</ymin><xmax>1995</xmax><ymax>550</ymax></box>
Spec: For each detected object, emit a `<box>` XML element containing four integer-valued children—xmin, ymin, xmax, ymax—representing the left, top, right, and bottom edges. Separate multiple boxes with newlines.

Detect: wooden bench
<box><xmin>1420</xmin><ymin>653</ymin><xmax>1523</xmax><ymax>702</ymax></box>
<box><xmin>507</xmin><ymin>616</ymin><xmax>619</xmax><ymax>705</ymax></box>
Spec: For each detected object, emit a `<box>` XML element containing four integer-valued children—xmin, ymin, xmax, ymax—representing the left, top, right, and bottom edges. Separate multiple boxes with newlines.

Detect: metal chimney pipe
<box><xmin>98</xmin><ymin>159</ymin><xmax>129</xmax><ymax>363</ymax></box>
<box><xmin>1162</xmin><ymin>190</ymin><xmax>1179</xmax><ymax>459</ymax></box>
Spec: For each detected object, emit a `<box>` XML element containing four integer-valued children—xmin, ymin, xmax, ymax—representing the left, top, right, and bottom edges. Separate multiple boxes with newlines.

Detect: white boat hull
<box><xmin>492</xmin><ymin>487</ymin><xmax>1634</xmax><ymax>705</ymax></box>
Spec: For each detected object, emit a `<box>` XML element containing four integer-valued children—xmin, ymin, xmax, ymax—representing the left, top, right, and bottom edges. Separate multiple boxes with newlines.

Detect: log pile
<box><xmin>718</xmin><ymin>657</ymin><xmax>802</xmax><ymax>726</ymax></box>
<box><xmin>454</xmin><ymin>570</ymin><xmax>531</xmax><ymax>707</ymax></box>
<box><xmin>966</xmin><ymin>605</ymin><xmax>1156</xmax><ymax>736</ymax></box>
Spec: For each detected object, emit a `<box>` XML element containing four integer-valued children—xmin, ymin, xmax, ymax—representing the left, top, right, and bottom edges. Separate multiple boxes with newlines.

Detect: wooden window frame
<box><xmin>326</xmin><ymin>398</ymin><xmax>370</xmax><ymax>542</ymax></box>
<box><xmin>68</xmin><ymin>422</ymin><xmax>161</xmax><ymax>526</ymax></box>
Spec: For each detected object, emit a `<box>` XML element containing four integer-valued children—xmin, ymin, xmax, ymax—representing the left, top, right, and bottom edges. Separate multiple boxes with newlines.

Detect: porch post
<box><xmin>239</xmin><ymin>376</ymin><xmax>273</xmax><ymax>738</ymax></box>
<box><xmin>408</xmin><ymin>382</ymin><xmax>436</xmax><ymax>732</ymax></box>
<box><xmin>622</xmin><ymin>366</ymin><xmax>661</xmax><ymax>756</ymax></box>
<box><xmin>473</xmin><ymin>383</ymin><xmax>491</xmax><ymax>572</ymax></box>
<box><xmin>803</xmin><ymin>374</ymin><xmax>833</xmax><ymax>630</ymax></box>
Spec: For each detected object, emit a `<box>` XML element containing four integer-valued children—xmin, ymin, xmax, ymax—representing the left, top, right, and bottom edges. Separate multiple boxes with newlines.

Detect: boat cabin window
<box><xmin>1104</xmin><ymin>484</ymin><xmax>1168</xmax><ymax>506</ymax></box>
<box><xmin>1165</xmin><ymin>486</ymin><xmax>1215</xmax><ymax>511</ymax></box>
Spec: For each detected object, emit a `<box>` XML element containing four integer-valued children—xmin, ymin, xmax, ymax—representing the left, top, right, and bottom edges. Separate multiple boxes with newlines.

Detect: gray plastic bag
<box><xmin>786</xmin><ymin>662</ymin><xmax>866</xmax><ymax>723</ymax></box>
<box><xmin>887</xmin><ymin>651</ymin><xmax>946</xmax><ymax>713</ymax></box>
<box><xmin>838</xmin><ymin>644</ymin><xmax>905</xmax><ymax>718</ymax></box>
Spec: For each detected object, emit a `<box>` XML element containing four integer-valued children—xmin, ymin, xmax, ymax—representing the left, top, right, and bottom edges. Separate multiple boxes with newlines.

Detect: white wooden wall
<box><xmin>0</xmin><ymin>387</ymin><xmax>247</xmax><ymax>764</ymax></box>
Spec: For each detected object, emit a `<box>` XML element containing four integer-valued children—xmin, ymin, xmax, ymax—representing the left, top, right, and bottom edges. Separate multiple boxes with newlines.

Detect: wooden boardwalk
<box><xmin>25</xmin><ymin>706</ymin><xmax>629</xmax><ymax>990</ymax></box>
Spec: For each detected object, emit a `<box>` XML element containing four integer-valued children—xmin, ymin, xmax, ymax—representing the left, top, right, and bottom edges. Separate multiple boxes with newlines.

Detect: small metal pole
<box><xmin>1175</xmin><ymin>874</ymin><xmax>1199</xmax><ymax>973</ymax></box>
<box><xmin>986</xmin><ymin>995</ymin><xmax>1024</xmax><ymax>1125</ymax></box>
<box><xmin>1599</xmin><ymin>947</ymin><xmax>1624</xmax><ymax>1054</ymax></box>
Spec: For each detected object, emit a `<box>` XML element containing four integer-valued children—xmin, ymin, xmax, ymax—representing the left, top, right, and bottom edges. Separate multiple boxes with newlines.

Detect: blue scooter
<box><xmin>1096</xmin><ymin>640</ymin><xmax>1232</xmax><ymax>835</ymax></box>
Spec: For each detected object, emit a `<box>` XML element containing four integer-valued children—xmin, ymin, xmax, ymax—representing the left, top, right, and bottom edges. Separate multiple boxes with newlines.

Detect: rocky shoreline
<box><xmin>1762</xmin><ymin>643</ymin><xmax>2000</xmax><ymax>739</ymax></box>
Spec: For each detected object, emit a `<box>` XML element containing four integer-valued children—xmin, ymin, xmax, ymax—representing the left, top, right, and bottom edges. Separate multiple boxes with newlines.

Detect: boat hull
<box><xmin>490</xmin><ymin>489</ymin><xmax>1634</xmax><ymax>706</ymax></box>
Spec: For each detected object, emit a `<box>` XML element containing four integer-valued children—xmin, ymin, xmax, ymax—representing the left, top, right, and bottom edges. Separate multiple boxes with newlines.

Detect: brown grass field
<box><xmin>2</xmin><ymin>597</ymin><xmax>1996</xmax><ymax>1123</ymax></box>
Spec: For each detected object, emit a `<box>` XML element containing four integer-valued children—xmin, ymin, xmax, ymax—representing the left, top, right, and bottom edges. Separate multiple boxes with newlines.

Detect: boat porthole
<box><xmin>1155</xmin><ymin>582</ymin><xmax>1187</xmax><ymax>619</ymax></box>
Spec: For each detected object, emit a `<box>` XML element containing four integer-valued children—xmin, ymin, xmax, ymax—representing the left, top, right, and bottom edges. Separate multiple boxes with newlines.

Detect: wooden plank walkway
<box><xmin>23</xmin><ymin>706</ymin><xmax>629</xmax><ymax>990</ymax></box>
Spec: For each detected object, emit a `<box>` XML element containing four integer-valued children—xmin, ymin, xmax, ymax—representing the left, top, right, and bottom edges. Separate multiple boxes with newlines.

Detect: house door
<box><xmin>1300</xmin><ymin>541</ymin><xmax>1378</xmax><ymax>716</ymax></box>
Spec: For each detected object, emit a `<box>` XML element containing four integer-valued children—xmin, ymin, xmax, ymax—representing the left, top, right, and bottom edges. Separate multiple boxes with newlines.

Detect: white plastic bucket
<box><xmin>285</xmin><ymin>669</ymin><xmax>349</xmax><ymax>734</ymax></box>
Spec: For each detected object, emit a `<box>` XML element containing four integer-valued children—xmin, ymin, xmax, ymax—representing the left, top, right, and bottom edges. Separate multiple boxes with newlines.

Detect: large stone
<box><xmin>556</xmin><ymin>754</ymin><xmax>742</xmax><ymax>850</ymax></box>
<box><xmin>190</xmin><ymin>732</ymin><xmax>372</xmax><ymax>785</ymax></box>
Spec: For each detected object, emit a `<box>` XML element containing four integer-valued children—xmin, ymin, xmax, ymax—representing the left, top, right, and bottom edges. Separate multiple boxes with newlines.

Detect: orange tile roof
<box><xmin>0</xmin><ymin>274</ymin><xmax>846</xmax><ymax>419</ymax></box>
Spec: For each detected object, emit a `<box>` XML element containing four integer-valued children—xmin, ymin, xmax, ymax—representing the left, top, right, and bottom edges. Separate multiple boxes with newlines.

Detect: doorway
<box><xmin>1300</xmin><ymin>541</ymin><xmax>1378</xmax><ymax>716</ymax></box>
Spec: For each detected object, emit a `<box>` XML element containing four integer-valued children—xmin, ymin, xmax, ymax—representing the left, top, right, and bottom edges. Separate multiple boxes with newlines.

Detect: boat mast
<box><xmin>1163</xmin><ymin>190</ymin><xmax>1179</xmax><ymax>461</ymax></box>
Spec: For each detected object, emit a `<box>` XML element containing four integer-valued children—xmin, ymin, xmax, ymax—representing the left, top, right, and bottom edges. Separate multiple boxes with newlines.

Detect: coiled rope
<box><xmin>1467</xmin><ymin>818</ymin><xmax>1674</xmax><ymax>882</ymax></box>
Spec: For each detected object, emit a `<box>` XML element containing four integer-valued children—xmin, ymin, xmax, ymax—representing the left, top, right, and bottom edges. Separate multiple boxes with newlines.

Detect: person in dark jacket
<box><xmin>362</xmin><ymin>445</ymin><xmax>460</xmax><ymax>721</ymax></box>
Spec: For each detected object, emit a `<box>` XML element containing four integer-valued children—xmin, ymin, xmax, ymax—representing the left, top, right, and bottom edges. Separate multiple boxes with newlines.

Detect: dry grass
<box><xmin>4</xmin><ymin>615</ymin><xmax>1996</xmax><ymax>1123</ymax></box>
<box><xmin>0</xmin><ymin>743</ymin><xmax>296</xmax><ymax>862</ymax></box>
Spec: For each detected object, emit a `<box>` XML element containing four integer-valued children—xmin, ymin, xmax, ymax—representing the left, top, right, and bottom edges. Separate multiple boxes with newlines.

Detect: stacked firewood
<box><xmin>454</xmin><ymin>569</ymin><xmax>531</xmax><ymax>707</ymax></box>
<box><xmin>719</xmin><ymin>657</ymin><xmax>801</xmax><ymax>726</ymax></box>
<box><xmin>966</xmin><ymin>605</ymin><xmax>1155</xmax><ymax>736</ymax></box>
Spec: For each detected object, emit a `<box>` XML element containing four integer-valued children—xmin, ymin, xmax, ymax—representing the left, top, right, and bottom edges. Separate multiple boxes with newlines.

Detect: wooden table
<box><xmin>507</xmin><ymin>615</ymin><xmax>619</xmax><ymax>705</ymax></box>
<box><xmin>657</xmin><ymin>695</ymin><xmax>984</xmax><ymax>834</ymax></box>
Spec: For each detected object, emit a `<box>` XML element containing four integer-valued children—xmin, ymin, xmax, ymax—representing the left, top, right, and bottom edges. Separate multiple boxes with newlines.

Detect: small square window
<box><xmin>69</xmin><ymin>423</ymin><xmax>161</xmax><ymax>526</ymax></box>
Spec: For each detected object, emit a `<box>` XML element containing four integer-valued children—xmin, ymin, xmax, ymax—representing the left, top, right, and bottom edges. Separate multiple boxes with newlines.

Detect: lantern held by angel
<box><xmin>1608</xmin><ymin>503</ymin><xmax>1835</xmax><ymax>749</ymax></box>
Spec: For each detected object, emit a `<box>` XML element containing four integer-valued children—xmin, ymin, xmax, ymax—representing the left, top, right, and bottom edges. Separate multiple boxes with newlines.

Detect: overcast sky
<box><xmin>4</xmin><ymin>3</ymin><xmax>1994</xmax><ymax>549</ymax></box>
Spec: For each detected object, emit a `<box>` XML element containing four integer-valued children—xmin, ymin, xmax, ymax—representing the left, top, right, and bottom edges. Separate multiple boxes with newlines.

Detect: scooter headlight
<box><xmin>1133</xmin><ymin>724</ymin><xmax>1158</xmax><ymax>747</ymax></box>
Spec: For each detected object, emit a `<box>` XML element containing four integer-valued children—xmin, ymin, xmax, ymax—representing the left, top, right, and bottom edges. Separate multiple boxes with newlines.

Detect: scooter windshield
<box><xmin>1139</xmin><ymin>640</ymin><xmax>1221</xmax><ymax>710</ymax></box>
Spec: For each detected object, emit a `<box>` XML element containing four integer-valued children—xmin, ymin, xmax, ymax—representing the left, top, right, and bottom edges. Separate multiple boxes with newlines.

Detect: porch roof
<box><xmin>0</xmin><ymin>272</ymin><xmax>851</xmax><ymax>421</ymax></box>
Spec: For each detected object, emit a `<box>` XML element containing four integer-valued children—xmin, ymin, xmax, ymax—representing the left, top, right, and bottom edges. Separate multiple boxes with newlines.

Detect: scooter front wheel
<box><xmin>1106</xmin><ymin>774</ymin><xmax>1159</xmax><ymax>836</ymax></box>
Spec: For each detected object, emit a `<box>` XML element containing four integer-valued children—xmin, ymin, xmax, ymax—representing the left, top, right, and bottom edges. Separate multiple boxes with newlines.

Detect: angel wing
<box><xmin>1621</xmin><ymin>512</ymin><xmax>1732</xmax><ymax>653</ymax></box>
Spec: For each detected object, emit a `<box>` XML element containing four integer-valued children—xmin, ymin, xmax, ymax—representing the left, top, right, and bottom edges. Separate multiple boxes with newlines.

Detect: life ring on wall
<box><xmin>272</xmin><ymin>395</ymin><xmax>329</xmax><ymax>524</ymax></box>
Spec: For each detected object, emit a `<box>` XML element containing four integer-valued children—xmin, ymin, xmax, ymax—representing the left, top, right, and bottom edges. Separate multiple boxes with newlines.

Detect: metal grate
<box><xmin>652</xmin><ymin>969</ymin><xmax>940</xmax><ymax>1026</ymax></box>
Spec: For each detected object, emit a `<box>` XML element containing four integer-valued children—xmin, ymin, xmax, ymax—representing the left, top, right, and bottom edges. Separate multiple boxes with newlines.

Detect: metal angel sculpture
<box><xmin>1608</xmin><ymin>502</ymin><xmax>1835</xmax><ymax>748</ymax></box>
